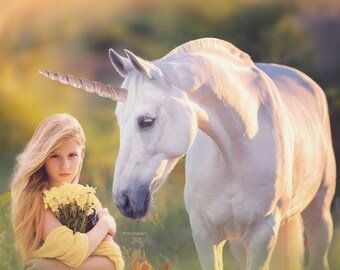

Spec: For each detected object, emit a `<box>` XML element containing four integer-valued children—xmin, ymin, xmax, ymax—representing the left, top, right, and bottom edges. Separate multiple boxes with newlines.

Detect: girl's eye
<box><xmin>50</xmin><ymin>154</ymin><xmax>59</xmax><ymax>159</ymax></box>
<box><xmin>69</xmin><ymin>153</ymin><xmax>78</xmax><ymax>158</ymax></box>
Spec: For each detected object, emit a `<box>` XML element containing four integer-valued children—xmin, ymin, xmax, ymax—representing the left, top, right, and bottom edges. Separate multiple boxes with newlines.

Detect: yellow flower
<box><xmin>43</xmin><ymin>183</ymin><xmax>100</xmax><ymax>233</ymax></box>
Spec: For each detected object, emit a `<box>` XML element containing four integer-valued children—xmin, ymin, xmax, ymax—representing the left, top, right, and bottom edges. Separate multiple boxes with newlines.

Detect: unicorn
<box><xmin>40</xmin><ymin>38</ymin><xmax>336</xmax><ymax>270</ymax></box>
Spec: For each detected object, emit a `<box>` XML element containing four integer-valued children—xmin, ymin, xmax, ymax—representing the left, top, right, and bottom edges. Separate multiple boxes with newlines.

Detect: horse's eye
<box><xmin>138</xmin><ymin>116</ymin><xmax>156</xmax><ymax>129</ymax></box>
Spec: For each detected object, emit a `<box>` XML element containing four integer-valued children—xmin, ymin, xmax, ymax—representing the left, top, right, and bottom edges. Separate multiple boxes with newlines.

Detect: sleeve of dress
<box><xmin>92</xmin><ymin>240</ymin><xmax>125</xmax><ymax>270</ymax></box>
<box><xmin>31</xmin><ymin>225</ymin><xmax>88</xmax><ymax>268</ymax></box>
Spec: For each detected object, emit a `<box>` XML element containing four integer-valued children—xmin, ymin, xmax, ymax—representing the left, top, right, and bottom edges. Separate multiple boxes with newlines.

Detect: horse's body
<box><xmin>41</xmin><ymin>38</ymin><xmax>336</xmax><ymax>270</ymax></box>
<box><xmin>184</xmin><ymin>59</ymin><xmax>335</xmax><ymax>270</ymax></box>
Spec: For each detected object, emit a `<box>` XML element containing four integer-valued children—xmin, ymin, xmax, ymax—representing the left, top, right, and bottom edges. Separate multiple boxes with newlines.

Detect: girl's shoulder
<box><xmin>42</xmin><ymin>208</ymin><xmax>62</xmax><ymax>240</ymax></box>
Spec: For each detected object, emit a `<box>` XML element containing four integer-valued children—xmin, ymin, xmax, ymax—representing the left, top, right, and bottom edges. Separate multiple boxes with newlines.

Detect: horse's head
<box><xmin>40</xmin><ymin>49</ymin><xmax>201</xmax><ymax>219</ymax></box>
<box><xmin>110</xmin><ymin>49</ymin><xmax>199</xmax><ymax>218</ymax></box>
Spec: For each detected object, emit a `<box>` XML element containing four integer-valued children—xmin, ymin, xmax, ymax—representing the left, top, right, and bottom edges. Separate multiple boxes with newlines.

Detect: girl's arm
<box><xmin>42</xmin><ymin>208</ymin><xmax>116</xmax><ymax>260</ymax></box>
<box><xmin>84</xmin><ymin>208</ymin><xmax>116</xmax><ymax>258</ymax></box>
<box><xmin>27</xmin><ymin>210</ymin><xmax>117</xmax><ymax>270</ymax></box>
<box><xmin>25</xmin><ymin>256</ymin><xmax>115</xmax><ymax>270</ymax></box>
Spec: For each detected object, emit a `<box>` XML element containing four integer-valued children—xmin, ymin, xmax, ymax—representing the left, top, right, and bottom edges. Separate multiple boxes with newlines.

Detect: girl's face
<box><xmin>44</xmin><ymin>138</ymin><xmax>84</xmax><ymax>187</ymax></box>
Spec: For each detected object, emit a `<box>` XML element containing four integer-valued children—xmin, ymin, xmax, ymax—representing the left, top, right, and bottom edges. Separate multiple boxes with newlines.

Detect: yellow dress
<box><xmin>32</xmin><ymin>226</ymin><xmax>124</xmax><ymax>269</ymax></box>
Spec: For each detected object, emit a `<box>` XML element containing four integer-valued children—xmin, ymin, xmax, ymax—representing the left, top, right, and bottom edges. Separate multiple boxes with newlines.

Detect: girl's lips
<box><xmin>59</xmin><ymin>173</ymin><xmax>71</xmax><ymax>177</ymax></box>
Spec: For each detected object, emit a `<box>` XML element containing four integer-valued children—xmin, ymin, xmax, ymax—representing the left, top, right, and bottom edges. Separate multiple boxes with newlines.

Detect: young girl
<box><xmin>11</xmin><ymin>113</ymin><xmax>124</xmax><ymax>270</ymax></box>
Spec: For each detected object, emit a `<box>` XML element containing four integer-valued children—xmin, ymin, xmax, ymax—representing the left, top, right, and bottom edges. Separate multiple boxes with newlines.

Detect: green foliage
<box><xmin>0</xmin><ymin>193</ymin><xmax>21</xmax><ymax>270</ymax></box>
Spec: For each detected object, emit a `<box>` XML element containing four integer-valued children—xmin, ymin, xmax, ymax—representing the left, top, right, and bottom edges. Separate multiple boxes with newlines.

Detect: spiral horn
<box><xmin>39</xmin><ymin>70</ymin><xmax>127</xmax><ymax>102</ymax></box>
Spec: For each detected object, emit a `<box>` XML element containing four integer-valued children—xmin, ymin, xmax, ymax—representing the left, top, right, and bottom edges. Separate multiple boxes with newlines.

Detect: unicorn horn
<box><xmin>39</xmin><ymin>70</ymin><xmax>127</xmax><ymax>102</ymax></box>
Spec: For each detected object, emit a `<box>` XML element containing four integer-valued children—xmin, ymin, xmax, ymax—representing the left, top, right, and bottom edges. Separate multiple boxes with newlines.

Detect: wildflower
<box><xmin>134</xmin><ymin>260</ymin><xmax>153</xmax><ymax>270</ymax></box>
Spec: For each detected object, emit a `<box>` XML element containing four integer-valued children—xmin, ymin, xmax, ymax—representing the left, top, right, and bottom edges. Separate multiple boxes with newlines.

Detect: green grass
<box><xmin>2</xmin><ymin>181</ymin><xmax>340</xmax><ymax>269</ymax></box>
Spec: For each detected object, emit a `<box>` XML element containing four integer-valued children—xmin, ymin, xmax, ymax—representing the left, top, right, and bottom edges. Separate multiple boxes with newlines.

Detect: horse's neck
<box><xmin>162</xmin><ymin>50</ymin><xmax>274</xmax><ymax>161</ymax></box>
<box><xmin>188</xmin><ymin>62</ymin><xmax>267</xmax><ymax>162</ymax></box>
<box><xmin>190</xmin><ymin>94</ymin><xmax>250</xmax><ymax>162</ymax></box>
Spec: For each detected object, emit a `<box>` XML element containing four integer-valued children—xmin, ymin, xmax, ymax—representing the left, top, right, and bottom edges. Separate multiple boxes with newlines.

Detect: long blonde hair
<box><xmin>10</xmin><ymin>113</ymin><xmax>85</xmax><ymax>259</ymax></box>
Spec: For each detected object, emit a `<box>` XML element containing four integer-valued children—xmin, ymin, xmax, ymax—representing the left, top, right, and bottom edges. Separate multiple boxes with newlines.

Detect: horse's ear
<box><xmin>124</xmin><ymin>49</ymin><xmax>163</xmax><ymax>80</ymax></box>
<box><xmin>109</xmin><ymin>49</ymin><xmax>132</xmax><ymax>77</ymax></box>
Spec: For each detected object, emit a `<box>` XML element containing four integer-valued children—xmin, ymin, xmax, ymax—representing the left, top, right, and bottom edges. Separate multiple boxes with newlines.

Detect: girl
<box><xmin>11</xmin><ymin>113</ymin><xmax>124</xmax><ymax>270</ymax></box>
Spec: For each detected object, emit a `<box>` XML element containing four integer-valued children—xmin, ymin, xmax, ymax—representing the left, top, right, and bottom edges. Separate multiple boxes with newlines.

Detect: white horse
<box><xmin>40</xmin><ymin>38</ymin><xmax>336</xmax><ymax>270</ymax></box>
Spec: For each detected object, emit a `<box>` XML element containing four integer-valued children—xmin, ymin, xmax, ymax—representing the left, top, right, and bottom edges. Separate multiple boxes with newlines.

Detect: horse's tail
<box><xmin>270</xmin><ymin>214</ymin><xmax>304</xmax><ymax>270</ymax></box>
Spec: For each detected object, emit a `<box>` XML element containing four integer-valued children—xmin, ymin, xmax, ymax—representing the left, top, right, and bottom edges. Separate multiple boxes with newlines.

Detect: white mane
<box><xmin>162</xmin><ymin>37</ymin><xmax>253</xmax><ymax>66</ymax></box>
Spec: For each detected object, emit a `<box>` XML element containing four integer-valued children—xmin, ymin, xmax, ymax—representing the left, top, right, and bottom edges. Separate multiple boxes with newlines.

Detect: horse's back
<box><xmin>256</xmin><ymin>63</ymin><xmax>328</xmax><ymax>125</ymax></box>
<box><xmin>257</xmin><ymin>62</ymin><xmax>333</xmax><ymax>154</ymax></box>
<box><xmin>257</xmin><ymin>62</ymin><xmax>331</xmax><ymax>151</ymax></box>
<box><xmin>257</xmin><ymin>63</ymin><xmax>335</xmax><ymax>216</ymax></box>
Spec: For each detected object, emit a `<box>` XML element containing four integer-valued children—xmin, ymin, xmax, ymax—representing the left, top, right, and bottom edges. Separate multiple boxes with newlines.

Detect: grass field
<box><xmin>2</xmin><ymin>184</ymin><xmax>340</xmax><ymax>269</ymax></box>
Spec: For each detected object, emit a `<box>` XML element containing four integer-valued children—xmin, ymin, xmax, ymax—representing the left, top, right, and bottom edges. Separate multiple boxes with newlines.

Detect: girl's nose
<box><xmin>61</xmin><ymin>158</ymin><xmax>71</xmax><ymax>169</ymax></box>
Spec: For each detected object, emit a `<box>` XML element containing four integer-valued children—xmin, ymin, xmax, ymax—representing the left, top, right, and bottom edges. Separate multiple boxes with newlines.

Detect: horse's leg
<box><xmin>301</xmin><ymin>143</ymin><xmax>336</xmax><ymax>270</ymax></box>
<box><xmin>269</xmin><ymin>214</ymin><xmax>304</xmax><ymax>270</ymax></box>
<box><xmin>190</xmin><ymin>213</ymin><xmax>224</xmax><ymax>270</ymax></box>
<box><xmin>191</xmin><ymin>227</ymin><xmax>220</xmax><ymax>269</ymax></box>
<box><xmin>301</xmin><ymin>180</ymin><xmax>335</xmax><ymax>270</ymax></box>
<box><xmin>244</xmin><ymin>213</ymin><xmax>281</xmax><ymax>270</ymax></box>
<box><xmin>230</xmin><ymin>240</ymin><xmax>247</xmax><ymax>270</ymax></box>
<box><xmin>186</xmin><ymin>131</ymin><xmax>228</xmax><ymax>269</ymax></box>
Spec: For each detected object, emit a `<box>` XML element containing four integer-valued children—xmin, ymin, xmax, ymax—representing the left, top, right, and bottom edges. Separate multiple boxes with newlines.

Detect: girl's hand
<box><xmin>98</xmin><ymin>208</ymin><xmax>116</xmax><ymax>237</ymax></box>
<box><xmin>24</xmin><ymin>258</ymin><xmax>67</xmax><ymax>270</ymax></box>
<box><xmin>103</xmin><ymin>234</ymin><xmax>114</xmax><ymax>242</ymax></box>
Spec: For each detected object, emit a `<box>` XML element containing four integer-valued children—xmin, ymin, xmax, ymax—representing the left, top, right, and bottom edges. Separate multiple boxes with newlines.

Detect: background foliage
<box><xmin>1</xmin><ymin>0</ymin><xmax>340</xmax><ymax>269</ymax></box>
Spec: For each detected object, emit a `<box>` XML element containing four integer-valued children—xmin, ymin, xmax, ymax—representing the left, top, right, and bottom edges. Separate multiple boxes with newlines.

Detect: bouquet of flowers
<box><xmin>43</xmin><ymin>183</ymin><xmax>101</xmax><ymax>233</ymax></box>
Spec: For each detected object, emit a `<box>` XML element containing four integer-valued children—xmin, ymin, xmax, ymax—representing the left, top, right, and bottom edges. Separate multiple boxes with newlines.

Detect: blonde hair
<box><xmin>10</xmin><ymin>113</ymin><xmax>85</xmax><ymax>259</ymax></box>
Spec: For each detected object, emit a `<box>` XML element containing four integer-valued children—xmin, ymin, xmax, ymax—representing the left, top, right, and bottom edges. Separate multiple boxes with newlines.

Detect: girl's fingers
<box><xmin>24</xmin><ymin>260</ymin><xmax>33</xmax><ymax>269</ymax></box>
<box><xmin>98</xmin><ymin>208</ymin><xmax>109</xmax><ymax>219</ymax></box>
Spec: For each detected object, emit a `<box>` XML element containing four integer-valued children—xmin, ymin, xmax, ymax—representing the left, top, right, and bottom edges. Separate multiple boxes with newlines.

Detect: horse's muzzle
<box><xmin>115</xmin><ymin>186</ymin><xmax>151</xmax><ymax>219</ymax></box>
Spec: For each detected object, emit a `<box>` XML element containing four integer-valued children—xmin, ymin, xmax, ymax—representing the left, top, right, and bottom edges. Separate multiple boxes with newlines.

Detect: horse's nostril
<box><xmin>122</xmin><ymin>193</ymin><xmax>134</xmax><ymax>216</ymax></box>
<box><xmin>122</xmin><ymin>193</ymin><xmax>130</xmax><ymax>208</ymax></box>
